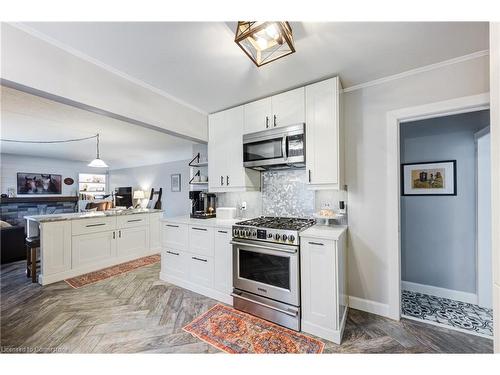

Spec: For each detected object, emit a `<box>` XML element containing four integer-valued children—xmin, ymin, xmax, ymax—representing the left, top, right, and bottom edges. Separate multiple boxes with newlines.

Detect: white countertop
<box><xmin>25</xmin><ymin>208</ymin><xmax>163</xmax><ymax>223</ymax></box>
<box><xmin>300</xmin><ymin>224</ymin><xmax>347</xmax><ymax>241</ymax></box>
<box><xmin>161</xmin><ymin>215</ymin><xmax>240</xmax><ymax>228</ymax></box>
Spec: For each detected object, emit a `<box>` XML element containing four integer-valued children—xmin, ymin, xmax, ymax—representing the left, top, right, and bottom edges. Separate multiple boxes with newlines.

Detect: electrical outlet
<box><xmin>241</xmin><ymin>201</ymin><xmax>247</xmax><ymax>210</ymax></box>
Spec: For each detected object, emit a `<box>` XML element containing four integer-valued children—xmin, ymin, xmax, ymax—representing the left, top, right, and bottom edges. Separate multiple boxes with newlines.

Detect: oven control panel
<box><xmin>232</xmin><ymin>226</ymin><xmax>299</xmax><ymax>245</ymax></box>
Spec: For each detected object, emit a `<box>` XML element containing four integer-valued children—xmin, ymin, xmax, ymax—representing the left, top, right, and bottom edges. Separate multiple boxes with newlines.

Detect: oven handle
<box><xmin>231</xmin><ymin>292</ymin><xmax>298</xmax><ymax>317</ymax></box>
<box><xmin>230</xmin><ymin>240</ymin><xmax>297</xmax><ymax>254</ymax></box>
<box><xmin>282</xmin><ymin>135</ymin><xmax>288</xmax><ymax>161</ymax></box>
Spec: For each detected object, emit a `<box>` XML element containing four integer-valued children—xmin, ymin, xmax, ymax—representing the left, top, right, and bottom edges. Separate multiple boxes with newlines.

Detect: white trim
<box><xmin>343</xmin><ymin>50</ymin><xmax>489</xmax><ymax>93</ymax></box>
<box><xmin>8</xmin><ymin>22</ymin><xmax>208</xmax><ymax>115</ymax></box>
<box><xmin>386</xmin><ymin>93</ymin><xmax>491</xmax><ymax>322</ymax></box>
<box><xmin>348</xmin><ymin>295</ymin><xmax>390</xmax><ymax>318</ymax></box>
<box><xmin>402</xmin><ymin>281</ymin><xmax>478</xmax><ymax>305</ymax></box>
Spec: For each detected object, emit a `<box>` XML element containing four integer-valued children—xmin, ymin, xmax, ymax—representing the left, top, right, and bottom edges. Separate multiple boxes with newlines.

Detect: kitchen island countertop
<box><xmin>25</xmin><ymin>208</ymin><xmax>163</xmax><ymax>223</ymax></box>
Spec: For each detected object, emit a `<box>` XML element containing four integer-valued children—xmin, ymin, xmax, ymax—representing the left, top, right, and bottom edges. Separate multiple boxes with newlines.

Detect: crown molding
<box><xmin>8</xmin><ymin>22</ymin><xmax>208</xmax><ymax>115</ymax></box>
<box><xmin>343</xmin><ymin>49</ymin><xmax>490</xmax><ymax>93</ymax></box>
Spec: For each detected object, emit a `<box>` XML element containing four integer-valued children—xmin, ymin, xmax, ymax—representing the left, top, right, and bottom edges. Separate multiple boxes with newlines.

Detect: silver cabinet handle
<box><xmin>127</xmin><ymin>219</ymin><xmax>142</xmax><ymax>223</ymax></box>
<box><xmin>265</xmin><ymin>116</ymin><xmax>269</xmax><ymax>128</ymax></box>
<box><xmin>119</xmin><ymin>230</ymin><xmax>121</xmax><ymax>238</ymax></box>
<box><xmin>221</xmin><ymin>176</ymin><xmax>224</xmax><ymax>186</ymax></box>
<box><xmin>192</xmin><ymin>227</ymin><xmax>207</xmax><ymax>231</ymax></box>
<box><xmin>218</xmin><ymin>230</ymin><xmax>228</xmax><ymax>234</ymax></box>
<box><xmin>86</xmin><ymin>223</ymin><xmax>106</xmax><ymax>227</ymax></box>
<box><xmin>113</xmin><ymin>231</ymin><xmax>115</xmax><ymax>239</ymax></box>
<box><xmin>308</xmin><ymin>241</ymin><xmax>324</xmax><ymax>246</ymax></box>
<box><xmin>273</xmin><ymin>114</ymin><xmax>277</xmax><ymax>127</ymax></box>
<box><xmin>166</xmin><ymin>224</ymin><xmax>179</xmax><ymax>228</ymax></box>
<box><xmin>192</xmin><ymin>256</ymin><xmax>207</xmax><ymax>262</ymax></box>
<box><xmin>226</xmin><ymin>175</ymin><xmax>229</xmax><ymax>186</ymax></box>
<box><xmin>308</xmin><ymin>169</ymin><xmax>311</xmax><ymax>183</ymax></box>
<box><xmin>231</xmin><ymin>292</ymin><xmax>298</xmax><ymax>317</ymax></box>
<box><xmin>166</xmin><ymin>250</ymin><xmax>179</xmax><ymax>256</ymax></box>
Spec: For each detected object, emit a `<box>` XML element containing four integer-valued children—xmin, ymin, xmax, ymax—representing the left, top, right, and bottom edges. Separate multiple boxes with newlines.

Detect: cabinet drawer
<box><xmin>189</xmin><ymin>225</ymin><xmax>214</xmax><ymax>257</ymax></box>
<box><xmin>72</xmin><ymin>216</ymin><xmax>116</xmax><ymax>236</ymax></box>
<box><xmin>161</xmin><ymin>248</ymin><xmax>188</xmax><ymax>279</ymax></box>
<box><xmin>188</xmin><ymin>254</ymin><xmax>214</xmax><ymax>288</ymax></box>
<box><xmin>117</xmin><ymin>214</ymin><xmax>150</xmax><ymax>229</ymax></box>
<box><xmin>162</xmin><ymin>222</ymin><xmax>188</xmax><ymax>250</ymax></box>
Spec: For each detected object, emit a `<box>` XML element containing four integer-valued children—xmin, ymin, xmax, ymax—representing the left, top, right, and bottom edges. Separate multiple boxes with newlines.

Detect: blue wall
<box><xmin>400</xmin><ymin>110</ymin><xmax>489</xmax><ymax>293</ymax></box>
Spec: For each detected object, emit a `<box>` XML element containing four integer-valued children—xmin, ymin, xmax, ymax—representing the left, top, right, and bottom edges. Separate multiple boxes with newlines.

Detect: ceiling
<box><xmin>0</xmin><ymin>86</ymin><xmax>195</xmax><ymax>169</ymax></box>
<box><xmin>20</xmin><ymin>21</ymin><xmax>489</xmax><ymax>113</ymax></box>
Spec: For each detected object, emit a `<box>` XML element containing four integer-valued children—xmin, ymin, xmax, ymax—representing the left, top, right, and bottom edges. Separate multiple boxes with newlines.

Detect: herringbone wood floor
<box><xmin>0</xmin><ymin>260</ymin><xmax>493</xmax><ymax>353</ymax></box>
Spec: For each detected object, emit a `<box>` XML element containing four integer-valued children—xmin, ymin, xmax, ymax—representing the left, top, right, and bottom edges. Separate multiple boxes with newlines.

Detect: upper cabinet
<box><xmin>305</xmin><ymin>77</ymin><xmax>344</xmax><ymax>190</ymax></box>
<box><xmin>243</xmin><ymin>87</ymin><xmax>305</xmax><ymax>134</ymax></box>
<box><xmin>208</xmin><ymin>106</ymin><xmax>261</xmax><ymax>193</ymax></box>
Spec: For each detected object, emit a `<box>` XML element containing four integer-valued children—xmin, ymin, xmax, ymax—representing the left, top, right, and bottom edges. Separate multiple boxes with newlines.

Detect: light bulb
<box><xmin>265</xmin><ymin>24</ymin><xmax>279</xmax><ymax>39</ymax></box>
<box><xmin>256</xmin><ymin>37</ymin><xmax>268</xmax><ymax>50</ymax></box>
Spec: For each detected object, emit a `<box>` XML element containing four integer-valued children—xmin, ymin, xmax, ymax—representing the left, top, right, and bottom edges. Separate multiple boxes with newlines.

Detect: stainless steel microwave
<box><xmin>242</xmin><ymin>123</ymin><xmax>305</xmax><ymax>170</ymax></box>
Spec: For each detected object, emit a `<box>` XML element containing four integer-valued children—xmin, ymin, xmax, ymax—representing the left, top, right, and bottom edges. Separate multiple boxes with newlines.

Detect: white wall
<box><xmin>343</xmin><ymin>54</ymin><xmax>490</xmax><ymax>313</ymax></box>
<box><xmin>0</xmin><ymin>153</ymin><xmax>101</xmax><ymax>196</ymax></box>
<box><xmin>0</xmin><ymin>23</ymin><xmax>208</xmax><ymax>142</ymax></box>
<box><xmin>108</xmin><ymin>159</ymin><xmax>190</xmax><ymax>217</ymax></box>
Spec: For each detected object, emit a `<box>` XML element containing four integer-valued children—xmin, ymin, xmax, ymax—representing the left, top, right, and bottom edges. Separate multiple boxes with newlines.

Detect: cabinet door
<box><xmin>271</xmin><ymin>87</ymin><xmax>305</xmax><ymax>128</ymax></box>
<box><xmin>225</xmin><ymin>106</ymin><xmax>246</xmax><ymax>188</ymax></box>
<box><xmin>208</xmin><ymin>111</ymin><xmax>227</xmax><ymax>191</ymax></box>
<box><xmin>301</xmin><ymin>238</ymin><xmax>338</xmax><ymax>331</ymax></box>
<box><xmin>117</xmin><ymin>226</ymin><xmax>149</xmax><ymax>258</ymax></box>
<box><xmin>214</xmin><ymin>228</ymin><xmax>232</xmax><ymax>295</ymax></box>
<box><xmin>189</xmin><ymin>225</ymin><xmax>214</xmax><ymax>257</ymax></box>
<box><xmin>243</xmin><ymin>97</ymin><xmax>272</xmax><ymax>134</ymax></box>
<box><xmin>162</xmin><ymin>222</ymin><xmax>188</xmax><ymax>251</ymax></box>
<box><xmin>189</xmin><ymin>254</ymin><xmax>214</xmax><ymax>288</ymax></box>
<box><xmin>161</xmin><ymin>248</ymin><xmax>188</xmax><ymax>280</ymax></box>
<box><xmin>41</xmin><ymin>221</ymin><xmax>72</xmax><ymax>275</ymax></box>
<box><xmin>305</xmin><ymin>77</ymin><xmax>340</xmax><ymax>187</ymax></box>
<box><xmin>72</xmin><ymin>231</ymin><xmax>116</xmax><ymax>268</ymax></box>
<box><xmin>149</xmin><ymin>213</ymin><xmax>161</xmax><ymax>252</ymax></box>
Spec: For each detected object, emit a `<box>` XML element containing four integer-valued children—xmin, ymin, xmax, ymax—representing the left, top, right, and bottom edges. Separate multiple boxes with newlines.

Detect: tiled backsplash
<box><xmin>0</xmin><ymin>201</ymin><xmax>77</xmax><ymax>227</ymax></box>
<box><xmin>218</xmin><ymin>169</ymin><xmax>347</xmax><ymax>221</ymax></box>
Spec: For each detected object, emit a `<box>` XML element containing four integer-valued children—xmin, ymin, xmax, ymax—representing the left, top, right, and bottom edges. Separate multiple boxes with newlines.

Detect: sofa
<box><xmin>1</xmin><ymin>221</ymin><xmax>26</xmax><ymax>264</ymax></box>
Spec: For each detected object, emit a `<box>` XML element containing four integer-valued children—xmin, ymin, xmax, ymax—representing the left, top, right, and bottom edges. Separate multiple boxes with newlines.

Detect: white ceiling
<box><xmin>0</xmin><ymin>86</ymin><xmax>195</xmax><ymax>169</ymax></box>
<box><xmin>20</xmin><ymin>21</ymin><xmax>489</xmax><ymax>113</ymax></box>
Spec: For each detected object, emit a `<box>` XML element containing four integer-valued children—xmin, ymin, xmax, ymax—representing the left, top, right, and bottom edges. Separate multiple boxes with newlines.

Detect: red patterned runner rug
<box><xmin>64</xmin><ymin>254</ymin><xmax>160</xmax><ymax>289</ymax></box>
<box><xmin>183</xmin><ymin>304</ymin><xmax>324</xmax><ymax>354</ymax></box>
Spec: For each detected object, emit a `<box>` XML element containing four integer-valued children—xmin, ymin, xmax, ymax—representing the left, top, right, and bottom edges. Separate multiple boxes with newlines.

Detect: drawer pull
<box><xmin>218</xmin><ymin>230</ymin><xmax>228</xmax><ymax>234</ymax></box>
<box><xmin>192</xmin><ymin>256</ymin><xmax>207</xmax><ymax>262</ymax></box>
<box><xmin>308</xmin><ymin>241</ymin><xmax>324</xmax><ymax>246</ymax></box>
<box><xmin>127</xmin><ymin>219</ymin><xmax>142</xmax><ymax>223</ymax></box>
<box><xmin>166</xmin><ymin>250</ymin><xmax>180</xmax><ymax>256</ymax></box>
<box><xmin>86</xmin><ymin>223</ymin><xmax>106</xmax><ymax>227</ymax></box>
<box><xmin>166</xmin><ymin>224</ymin><xmax>179</xmax><ymax>228</ymax></box>
<box><xmin>192</xmin><ymin>227</ymin><xmax>207</xmax><ymax>231</ymax></box>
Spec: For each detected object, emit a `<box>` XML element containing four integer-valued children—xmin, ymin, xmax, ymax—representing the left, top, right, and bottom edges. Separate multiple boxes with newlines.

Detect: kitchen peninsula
<box><xmin>25</xmin><ymin>208</ymin><xmax>162</xmax><ymax>285</ymax></box>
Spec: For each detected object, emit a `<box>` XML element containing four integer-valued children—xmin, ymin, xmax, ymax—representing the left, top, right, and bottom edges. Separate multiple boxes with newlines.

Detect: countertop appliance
<box><xmin>231</xmin><ymin>216</ymin><xmax>316</xmax><ymax>331</ymax></box>
<box><xmin>114</xmin><ymin>187</ymin><xmax>133</xmax><ymax>208</ymax></box>
<box><xmin>243</xmin><ymin>123</ymin><xmax>305</xmax><ymax>170</ymax></box>
<box><xmin>189</xmin><ymin>190</ymin><xmax>216</xmax><ymax>219</ymax></box>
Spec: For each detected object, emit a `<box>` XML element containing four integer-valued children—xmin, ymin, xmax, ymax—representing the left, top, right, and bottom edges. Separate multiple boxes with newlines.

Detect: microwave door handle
<box><xmin>282</xmin><ymin>135</ymin><xmax>288</xmax><ymax>161</ymax></box>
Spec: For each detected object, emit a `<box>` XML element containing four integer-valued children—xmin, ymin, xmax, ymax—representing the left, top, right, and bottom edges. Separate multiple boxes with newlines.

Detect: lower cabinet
<box><xmin>72</xmin><ymin>230</ymin><xmax>117</xmax><ymax>268</ymax></box>
<box><xmin>214</xmin><ymin>228</ymin><xmax>232</xmax><ymax>295</ymax></box>
<box><xmin>117</xmin><ymin>226</ymin><xmax>150</xmax><ymax>258</ymax></box>
<box><xmin>300</xmin><ymin>231</ymin><xmax>347</xmax><ymax>344</ymax></box>
<box><xmin>41</xmin><ymin>221</ymin><xmax>72</xmax><ymax>275</ymax></box>
<box><xmin>149</xmin><ymin>212</ymin><xmax>161</xmax><ymax>252</ymax></box>
<box><xmin>161</xmin><ymin>249</ymin><xmax>188</xmax><ymax>279</ymax></box>
<box><xmin>189</xmin><ymin>254</ymin><xmax>214</xmax><ymax>288</ymax></box>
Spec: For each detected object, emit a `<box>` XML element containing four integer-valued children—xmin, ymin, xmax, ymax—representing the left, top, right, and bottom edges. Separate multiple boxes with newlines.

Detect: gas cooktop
<box><xmin>233</xmin><ymin>216</ymin><xmax>316</xmax><ymax>245</ymax></box>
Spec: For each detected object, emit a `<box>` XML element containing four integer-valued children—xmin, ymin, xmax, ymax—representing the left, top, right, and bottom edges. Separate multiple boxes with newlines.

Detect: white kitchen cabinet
<box><xmin>161</xmin><ymin>222</ymin><xmax>188</xmax><ymax>250</ymax></box>
<box><xmin>117</xmin><ymin>226</ymin><xmax>150</xmax><ymax>258</ymax></box>
<box><xmin>189</xmin><ymin>224</ymin><xmax>214</xmax><ymax>257</ymax></box>
<box><xmin>243</xmin><ymin>88</ymin><xmax>305</xmax><ymax>134</ymax></box>
<box><xmin>214</xmin><ymin>227</ymin><xmax>232</xmax><ymax>295</ymax></box>
<box><xmin>72</xmin><ymin>230</ymin><xmax>117</xmax><ymax>268</ymax></box>
<box><xmin>208</xmin><ymin>106</ymin><xmax>260</xmax><ymax>193</ymax></box>
<box><xmin>188</xmin><ymin>254</ymin><xmax>214</xmax><ymax>288</ymax></box>
<box><xmin>116</xmin><ymin>213</ymin><xmax>149</xmax><ymax>228</ymax></box>
<box><xmin>243</xmin><ymin>97</ymin><xmax>272</xmax><ymax>134</ymax></box>
<box><xmin>161</xmin><ymin>248</ymin><xmax>189</xmax><ymax>280</ymax></box>
<box><xmin>149</xmin><ymin>212</ymin><xmax>161</xmax><ymax>252</ymax></box>
<box><xmin>271</xmin><ymin>87</ymin><xmax>305</xmax><ymax>129</ymax></box>
<box><xmin>40</xmin><ymin>221</ymin><xmax>72</xmax><ymax>276</ymax></box>
<box><xmin>300</xmin><ymin>230</ymin><xmax>347</xmax><ymax>344</ymax></box>
<box><xmin>305</xmin><ymin>77</ymin><xmax>344</xmax><ymax>190</ymax></box>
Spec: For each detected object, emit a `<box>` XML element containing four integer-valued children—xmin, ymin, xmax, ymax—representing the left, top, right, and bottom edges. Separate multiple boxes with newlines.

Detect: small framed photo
<box><xmin>401</xmin><ymin>160</ymin><xmax>456</xmax><ymax>196</ymax></box>
<box><xmin>171</xmin><ymin>174</ymin><xmax>181</xmax><ymax>192</ymax></box>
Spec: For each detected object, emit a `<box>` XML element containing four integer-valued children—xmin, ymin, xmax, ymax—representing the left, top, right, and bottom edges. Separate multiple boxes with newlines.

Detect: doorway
<box><xmin>398</xmin><ymin>110</ymin><xmax>492</xmax><ymax>338</ymax></box>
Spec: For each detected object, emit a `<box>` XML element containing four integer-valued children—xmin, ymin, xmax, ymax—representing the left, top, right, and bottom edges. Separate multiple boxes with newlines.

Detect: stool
<box><xmin>25</xmin><ymin>237</ymin><xmax>40</xmax><ymax>283</ymax></box>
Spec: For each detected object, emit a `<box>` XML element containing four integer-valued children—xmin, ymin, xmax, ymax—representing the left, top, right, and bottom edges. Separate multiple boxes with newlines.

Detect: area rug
<box><xmin>183</xmin><ymin>304</ymin><xmax>324</xmax><ymax>354</ymax></box>
<box><xmin>64</xmin><ymin>254</ymin><xmax>160</xmax><ymax>289</ymax></box>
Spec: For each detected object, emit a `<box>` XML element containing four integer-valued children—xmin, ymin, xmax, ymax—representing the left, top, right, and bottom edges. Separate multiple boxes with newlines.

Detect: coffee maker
<box><xmin>189</xmin><ymin>191</ymin><xmax>217</xmax><ymax>219</ymax></box>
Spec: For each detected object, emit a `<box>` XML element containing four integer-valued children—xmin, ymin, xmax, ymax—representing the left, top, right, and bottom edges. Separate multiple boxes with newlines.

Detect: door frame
<box><xmin>386</xmin><ymin>93</ymin><xmax>490</xmax><ymax>320</ymax></box>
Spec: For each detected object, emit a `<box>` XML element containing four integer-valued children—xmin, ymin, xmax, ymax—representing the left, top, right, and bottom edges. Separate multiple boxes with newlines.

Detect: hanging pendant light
<box><xmin>88</xmin><ymin>133</ymin><xmax>108</xmax><ymax>168</ymax></box>
<box><xmin>235</xmin><ymin>22</ymin><xmax>295</xmax><ymax>67</ymax></box>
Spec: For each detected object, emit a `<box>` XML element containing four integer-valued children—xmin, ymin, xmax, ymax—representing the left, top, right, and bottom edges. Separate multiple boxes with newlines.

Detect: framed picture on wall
<box><xmin>171</xmin><ymin>173</ymin><xmax>181</xmax><ymax>192</ymax></box>
<box><xmin>17</xmin><ymin>173</ymin><xmax>62</xmax><ymax>195</ymax></box>
<box><xmin>401</xmin><ymin>160</ymin><xmax>457</xmax><ymax>196</ymax></box>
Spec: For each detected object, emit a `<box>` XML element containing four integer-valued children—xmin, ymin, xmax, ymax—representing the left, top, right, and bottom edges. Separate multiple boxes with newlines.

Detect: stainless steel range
<box><xmin>231</xmin><ymin>216</ymin><xmax>315</xmax><ymax>331</ymax></box>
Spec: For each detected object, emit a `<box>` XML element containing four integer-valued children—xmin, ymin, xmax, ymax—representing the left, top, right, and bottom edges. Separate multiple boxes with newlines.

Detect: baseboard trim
<box><xmin>348</xmin><ymin>296</ymin><xmax>391</xmax><ymax>318</ymax></box>
<box><xmin>402</xmin><ymin>281</ymin><xmax>478</xmax><ymax>305</ymax></box>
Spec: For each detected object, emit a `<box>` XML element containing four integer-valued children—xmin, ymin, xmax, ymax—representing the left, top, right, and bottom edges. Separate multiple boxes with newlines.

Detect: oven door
<box><xmin>231</xmin><ymin>239</ymin><xmax>299</xmax><ymax>306</ymax></box>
